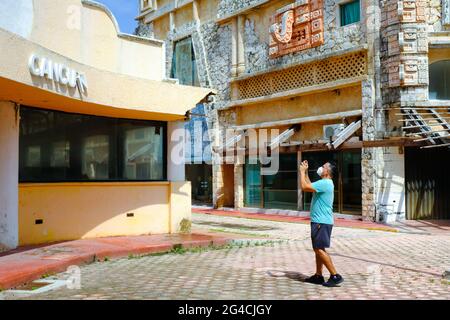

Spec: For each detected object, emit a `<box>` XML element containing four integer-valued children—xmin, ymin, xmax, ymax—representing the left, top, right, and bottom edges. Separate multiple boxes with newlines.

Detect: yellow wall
<box><xmin>429</xmin><ymin>48</ymin><xmax>450</xmax><ymax>64</ymax></box>
<box><xmin>237</xmin><ymin>85</ymin><xmax>362</xmax><ymax>126</ymax></box>
<box><xmin>199</xmin><ymin>0</ymin><xmax>220</xmax><ymax>22</ymax></box>
<box><xmin>19</xmin><ymin>181</ymin><xmax>192</xmax><ymax>245</ymax></box>
<box><xmin>153</xmin><ymin>15</ymin><xmax>171</xmax><ymax>40</ymax></box>
<box><xmin>175</xmin><ymin>3</ymin><xmax>194</xmax><ymax>28</ymax></box>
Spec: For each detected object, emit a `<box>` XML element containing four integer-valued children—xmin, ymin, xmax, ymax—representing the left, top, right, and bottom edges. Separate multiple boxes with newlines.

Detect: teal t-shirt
<box><xmin>310</xmin><ymin>179</ymin><xmax>334</xmax><ymax>225</ymax></box>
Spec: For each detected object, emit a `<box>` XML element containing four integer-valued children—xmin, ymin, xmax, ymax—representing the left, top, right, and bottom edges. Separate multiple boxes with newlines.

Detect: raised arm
<box><xmin>300</xmin><ymin>160</ymin><xmax>316</xmax><ymax>193</ymax></box>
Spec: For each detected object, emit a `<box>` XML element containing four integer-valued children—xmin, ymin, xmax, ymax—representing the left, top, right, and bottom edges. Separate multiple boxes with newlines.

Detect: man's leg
<box><xmin>314</xmin><ymin>248</ymin><xmax>337</xmax><ymax>276</ymax></box>
<box><xmin>315</xmin><ymin>251</ymin><xmax>324</xmax><ymax>276</ymax></box>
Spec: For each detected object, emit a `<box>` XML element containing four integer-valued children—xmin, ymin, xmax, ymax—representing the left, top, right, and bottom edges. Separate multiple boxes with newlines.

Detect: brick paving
<box><xmin>4</xmin><ymin>214</ymin><xmax>450</xmax><ymax>300</ymax></box>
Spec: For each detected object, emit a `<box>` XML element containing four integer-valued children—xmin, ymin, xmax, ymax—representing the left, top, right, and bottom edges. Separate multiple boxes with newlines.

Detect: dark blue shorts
<box><xmin>311</xmin><ymin>222</ymin><xmax>333</xmax><ymax>249</ymax></box>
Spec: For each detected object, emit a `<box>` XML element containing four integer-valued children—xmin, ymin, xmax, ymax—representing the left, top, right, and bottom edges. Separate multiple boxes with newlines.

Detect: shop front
<box><xmin>243</xmin><ymin>150</ymin><xmax>362</xmax><ymax>215</ymax></box>
<box><xmin>0</xmin><ymin>0</ymin><xmax>212</xmax><ymax>249</ymax></box>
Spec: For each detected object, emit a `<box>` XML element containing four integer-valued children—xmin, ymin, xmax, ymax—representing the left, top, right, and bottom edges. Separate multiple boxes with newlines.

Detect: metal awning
<box><xmin>398</xmin><ymin>107</ymin><xmax>450</xmax><ymax>149</ymax></box>
<box><xmin>268</xmin><ymin>125</ymin><xmax>301</xmax><ymax>150</ymax></box>
<box><xmin>326</xmin><ymin>120</ymin><xmax>362</xmax><ymax>149</ymax></box>
<box><xmin>213</xmin><ymin>130</ymin><xmax>247</xmax><ymax>153</ymax></box>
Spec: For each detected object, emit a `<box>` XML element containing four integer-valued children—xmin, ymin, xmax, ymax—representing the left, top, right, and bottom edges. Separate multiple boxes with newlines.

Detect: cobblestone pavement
<box><xmin>8</xmin><ymin>214</ymin><xmax>450</xmax><ymax>300</ymax></box>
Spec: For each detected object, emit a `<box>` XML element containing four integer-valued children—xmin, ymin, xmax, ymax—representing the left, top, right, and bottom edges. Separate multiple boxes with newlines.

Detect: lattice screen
<box><xmin>237</xmin><ymin>51</ymin><xmax>367</xmax><ymax>100</ymax></box>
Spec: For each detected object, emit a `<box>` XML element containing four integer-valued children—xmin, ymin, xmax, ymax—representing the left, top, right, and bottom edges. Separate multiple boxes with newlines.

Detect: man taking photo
<box><xmin>300</xmin><ymin>160</ymin><xmax>344</xmax><ymax>287</ymax></box>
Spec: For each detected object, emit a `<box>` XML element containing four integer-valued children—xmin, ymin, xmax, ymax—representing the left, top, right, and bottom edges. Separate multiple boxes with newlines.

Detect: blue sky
<box><xmin>96</xmin><ymin>0</ymin><xmax>139</xmax><ymax>34</ymax></box>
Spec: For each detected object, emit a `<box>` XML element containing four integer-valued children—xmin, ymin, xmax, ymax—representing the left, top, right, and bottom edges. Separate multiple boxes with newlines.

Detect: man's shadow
<box><xmin>266</xmin><ymin>270</ymin><xmax>309</xmax><ymax>282</ymax></box>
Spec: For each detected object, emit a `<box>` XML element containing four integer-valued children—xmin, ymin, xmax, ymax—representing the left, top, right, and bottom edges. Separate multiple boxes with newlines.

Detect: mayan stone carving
<box><xmin>384</xmin><ymin>0</ymin><xmax>427</xmax><ymax>87</ymax></box>
<box><xmin>269</xmin><ymin>0</ymin><xmax>324</xmax><ymax>58</ymax></box>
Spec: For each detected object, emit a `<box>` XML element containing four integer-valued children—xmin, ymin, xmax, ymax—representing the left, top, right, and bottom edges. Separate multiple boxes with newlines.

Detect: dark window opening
<box><xmin>429</xmin><ymin>60</ymin><xmax>450</xmax><ymax>100</ymax></box>
<box><xmin>19</xmin><ymin>106</ymin><xmax>167</xmax><ymax>182</ymax></box>
<box><xmin>340</xmin><ymin>0</ymin><xmax>360</xmax><ymax>26</ymax></box>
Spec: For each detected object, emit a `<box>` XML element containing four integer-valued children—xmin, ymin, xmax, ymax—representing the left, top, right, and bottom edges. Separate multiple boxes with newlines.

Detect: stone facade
<box><xmin>217</xmin><ymin>0</ymin><xmax>267</xmax><ymax>20</ymax></box>
<box><xmin>139</xmin><ymin>0</ymin><xmax>450</xmax><ymax>221</ymax></box>
<box><xmin>243</xmin><ymin>0</ymin><xmax>365</xmax><ymax>75</ymax></box>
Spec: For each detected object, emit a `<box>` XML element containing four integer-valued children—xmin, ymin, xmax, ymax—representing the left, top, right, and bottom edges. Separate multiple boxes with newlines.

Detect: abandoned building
<box><xmin>137</xmin><ymin>0</ymin><xmax>450</xmax><ymax>222</ymax></box>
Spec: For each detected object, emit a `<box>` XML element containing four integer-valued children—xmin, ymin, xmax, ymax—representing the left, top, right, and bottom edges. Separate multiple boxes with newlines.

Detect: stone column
<box><xmin>361</xmin><ymin>77</ymin><xmax>379</xmax><ymax>221</ymax></box>
<box><xmin>231</xmin><ymin>17</ymin><xmax>238</xmax><ymax>78</ymax></box>
<box><xmin>0</xmin><ymin>101</ymin><xmax>19</xmax><ymax>249</ymax></box>
<box><xmin>212</xmin><ymin>164</ymin><xmax>225</xmax><ymax>208</ymax></box>
<box><xmin>361</xmin><ymin>147</ymin><xmax>380</xmax><ymax>221</ymax></box>
<box><xmin>234</xmin><ymin>164</ymin><xmax>244</xmax><ymax>209</ymax></box>
<box><xmin>169</xmin><ymin>11</ymin><xmax>175</xmax><ymax>32</ymax></box>
<box><xmin>237</xmin><ymin>15</ymin><xmax>246</xmax><ymax>75</ymax></box>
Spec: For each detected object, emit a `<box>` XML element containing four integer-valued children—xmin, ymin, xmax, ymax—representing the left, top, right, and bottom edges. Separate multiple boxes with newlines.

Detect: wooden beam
<box><xmin>233</xmin><ymin>110</ymin><xmax>362</xmax><ymax>131</ymax></box>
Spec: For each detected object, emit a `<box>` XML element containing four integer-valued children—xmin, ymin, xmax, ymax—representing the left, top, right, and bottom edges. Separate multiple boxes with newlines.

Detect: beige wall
<box><xmin>169</xmin><ymin>181</ymin><xmax>192</xmax><ymax>233</ymax></box>
<box><xmin>175</xmin><ymin>3</ymin><xmax>194</xmax><ymax>28</ymax></box>
<box><xmin>0</xmin><ymin>27</ymin><xmax>212</xmax><ymax>121</ymax></box>
<box><xmin>18</xmin><ymin>181</ymin><xmax>192</xmax><ymax>245</ymax></box>
<box><xmin>198</xmin><ymin>0</ymin><xmax>220</xmax><ymax>22</ymax></box>
<box><xmin>153</xmin><ymin>15</ymin><xmax>171</xmax><ymax>40</ymax></box>
<box><xmin>0</xmin><ymin>0</ymin><xmax>164</xmax><ymax>81</ymax></box>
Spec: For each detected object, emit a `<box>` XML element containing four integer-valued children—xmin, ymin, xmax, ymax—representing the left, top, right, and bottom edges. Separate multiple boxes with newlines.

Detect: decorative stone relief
<box><xmin>382</xmin><ymin>0</ymin><xmax>428</xmax><ymax>88</ymax></box>
<box><xmin>386</xmin><ymin>25</ymin><xmax>428</xmax><ymax>57</ymax></box>
<box><xmin>242</xmin><ymin>0</ymin><xmax>364</xmax><ymax>74</ymax></box>
<box><xmin>387</xmin><ymin>55</ymin><xmax>428</xmax><ymax>86</ymax></box>
<box><xmin>269</xmin><ymin>0</ymin><xmax>324</xmax><ymax>58</ymax></box>
<box><xmin>383</xmin><ymin>0</ymin><xmax>426</xmax><ymax>27</ymax></box>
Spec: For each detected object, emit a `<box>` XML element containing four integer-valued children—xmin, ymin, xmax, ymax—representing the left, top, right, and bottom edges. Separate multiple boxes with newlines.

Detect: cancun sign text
<box><xmin>28</xmin><ymin>54</ymin><xmax>88</xmax><ymax>94</ymax></box>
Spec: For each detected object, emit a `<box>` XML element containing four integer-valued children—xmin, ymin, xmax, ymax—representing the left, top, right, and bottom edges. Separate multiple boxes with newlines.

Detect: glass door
<box><xmin>262</xmin><ymin>153</ymin><xmax>298</xmax><ymax>210</ymax></box>
<box><xmin>341</xmin><ymin>150</ymin><xmax>362</xmax><ymax>213</ymax></box>
<box><xmin>244</xmin><ymin>158</ymin><xmax>262</xmax><ymax>208</ymax></box>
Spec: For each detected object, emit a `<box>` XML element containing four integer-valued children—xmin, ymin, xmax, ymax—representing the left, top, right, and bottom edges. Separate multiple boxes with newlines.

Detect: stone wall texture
<box><xmin>140</xmin><ymin>0</ymin><xmax>450</xmax><ymax>220</ymax></box>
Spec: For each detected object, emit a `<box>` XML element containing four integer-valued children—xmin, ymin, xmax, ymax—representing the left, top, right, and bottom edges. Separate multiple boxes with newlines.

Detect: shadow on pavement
<box><xmin>266</xmin><ymin>270</ymin><xmax>309</xmax><ymax>282</ymax></box>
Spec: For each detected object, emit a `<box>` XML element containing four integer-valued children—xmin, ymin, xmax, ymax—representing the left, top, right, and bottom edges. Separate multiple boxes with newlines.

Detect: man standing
<box><xmin>300</xmin><ymin>160</ymin><xmax>344</xmax><ymax>287</ymax></box>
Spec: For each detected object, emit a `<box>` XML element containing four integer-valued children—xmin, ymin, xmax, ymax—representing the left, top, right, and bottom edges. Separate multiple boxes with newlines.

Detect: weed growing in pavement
<box><xmin>122</xmin><ymin>239</ymin><xmax>284</xmax><ymax>260</ymax></box>
<box><xmin>40</xmin><ymin>272</ymin><xmax>55</xmax><ymax>279</ymax></box>
<box><xmin>207</xmin><ymin>228</ymin><xmax>271</xmax><ymax>238</ymax></box>
<box><xmin>114</xmin><ymin>240</ymin><xmax>284</xmax><ymax>261</ymax></box>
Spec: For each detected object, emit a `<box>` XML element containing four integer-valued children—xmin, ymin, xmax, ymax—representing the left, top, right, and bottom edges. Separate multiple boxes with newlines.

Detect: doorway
<box><xmin>185</xmin><ymin>164</ymin><xmax>212</xmax><ymax>206</ymax></box>
<box><xmin>221</xmin><ymin>164</ymin><xmax>235</xmax><ymax>207</ymax></box>
<box><xmin>405</xmin><ymin>147</ymin><xmax>450</xmax><ymax>220</ymax></box>
<box><xmin>302</xmin><ymin>149</ymin><xmax>362</xmax><ymax>215</ymax></box>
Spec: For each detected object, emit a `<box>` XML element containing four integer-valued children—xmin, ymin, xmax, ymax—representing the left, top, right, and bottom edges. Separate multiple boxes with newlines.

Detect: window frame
<box><xmin>170</xmin><ymin>36</ymin><xmax>200</xmax><ymax>87</ymax></box>
<box><xmin>19</xmin><ymin>106</ymin><xmax>168</xmax><ymax>183</ymax></box>
<box><xmin>337</xmin><ymin>0</ymin><xmax>362</xmax><ymax>27</ymax></box>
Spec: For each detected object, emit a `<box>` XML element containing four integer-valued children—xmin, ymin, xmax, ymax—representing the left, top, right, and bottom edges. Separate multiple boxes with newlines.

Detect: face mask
<box><xmin>317</xmin><ymin>167</ymin><xmax>324</xmax><ymax>177</ymax></box>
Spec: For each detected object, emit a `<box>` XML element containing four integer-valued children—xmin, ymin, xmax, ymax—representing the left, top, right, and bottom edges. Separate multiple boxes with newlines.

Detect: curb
<box><xmin>193</xmin><ymin>209</ymin><xmax>399</xmax><ymax>233</ymax></box>
<box><xmin>0</xmin><ymin>234</ymin><xmax>231</xmax><ymax>291</ymax></box>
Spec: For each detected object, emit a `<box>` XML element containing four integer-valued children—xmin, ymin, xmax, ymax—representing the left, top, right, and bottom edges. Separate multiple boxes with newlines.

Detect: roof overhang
<box><xmin>0</xmin><ymin>27</ymin><xmax>214</xmax><ymax>121</ymax></box>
